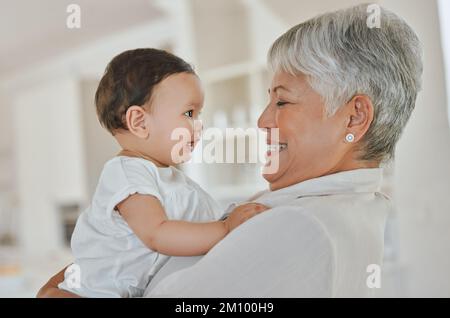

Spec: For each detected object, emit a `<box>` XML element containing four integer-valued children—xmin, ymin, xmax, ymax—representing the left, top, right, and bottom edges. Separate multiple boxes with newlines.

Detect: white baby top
<box><xmin>58</xmin><ymin>156</ymin><xmax>223</xmax><ymax>297</ymax></box>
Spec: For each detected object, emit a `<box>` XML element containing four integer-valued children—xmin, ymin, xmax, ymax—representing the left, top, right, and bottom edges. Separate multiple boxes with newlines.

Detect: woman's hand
<box><xmin>224</xmin><ymin>202</ymin><xmax>269</xmax><ymax>233</ymax></box>
<box><xmin>36</xmin><ymin>265</ymin><xmax>81</xmax><ymax>298</ymax></box>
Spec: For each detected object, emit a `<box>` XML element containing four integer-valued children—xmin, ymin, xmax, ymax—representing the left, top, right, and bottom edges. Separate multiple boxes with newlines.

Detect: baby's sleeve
<box><xmin>97</xmin><ymin>158</ymin><xmax>164</xmax><ymax>220</ymax></box>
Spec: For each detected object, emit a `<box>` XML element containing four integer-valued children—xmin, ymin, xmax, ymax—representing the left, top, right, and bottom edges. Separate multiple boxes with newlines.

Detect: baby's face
<box><xmin>145</xmin><ymin>72</ymin><xmax>204</xmax><ymax>166</ymax></box>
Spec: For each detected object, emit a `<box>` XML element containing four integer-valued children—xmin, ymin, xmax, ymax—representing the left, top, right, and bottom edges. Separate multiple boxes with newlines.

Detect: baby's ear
<box><xmin>125</xmin><ymin>105</ymin><xmax>150</xmax><ymax>139</ymax></box>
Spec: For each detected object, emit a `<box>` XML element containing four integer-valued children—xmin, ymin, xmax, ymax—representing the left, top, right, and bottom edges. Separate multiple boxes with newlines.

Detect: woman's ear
<box><xmin>125</xmin><ymin>106</ymin><xmax>150</xmax><ymax>139</ymax></box>
<box><xmin>345</xmin><ymin>95</ymin><xmax>374</xmax><ymax>142</ymax></box>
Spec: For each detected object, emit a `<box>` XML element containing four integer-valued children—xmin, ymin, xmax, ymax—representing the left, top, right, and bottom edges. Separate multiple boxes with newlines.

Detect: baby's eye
<box><xmin>184</xmin><ymin>110</ymin><xmax>194</xmax><ymax>118</ymax></box>
<box><xmin>276</xmin><ymin>101</ymin><xmax>288</xmax><ymax>107</ymax></box>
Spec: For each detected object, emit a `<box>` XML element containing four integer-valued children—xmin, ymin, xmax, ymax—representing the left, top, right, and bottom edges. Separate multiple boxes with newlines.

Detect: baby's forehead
<box><xmin>148</xmin><ymin>92</ymin><xmax>204</xmax><ymax>114</ymax></box>
<box><xmin>156</xmin><ymin>73</ymin><xmax>202</xmax><ymax>94</ymax></box>
<box><xmin>152</xmin><ymin>77</ymin><xmax>203</xmax><ymax>104</ymax></box>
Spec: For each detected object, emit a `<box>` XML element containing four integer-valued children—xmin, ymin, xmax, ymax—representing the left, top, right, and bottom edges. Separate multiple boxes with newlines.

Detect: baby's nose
<box><xmin>193</xmin><ymin>119</ymin><xmax>203</xmax><ymax>132</ymax></box>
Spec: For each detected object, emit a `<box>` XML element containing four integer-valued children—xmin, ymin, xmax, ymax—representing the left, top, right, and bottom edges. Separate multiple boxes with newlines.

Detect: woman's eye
<box><xmin>276</xmin><ymin>101</ymin><xmax>288</xmax><ymax>107</ymax></box>
<box><xmin>184</xmin><ymin>110</ymin><xmax>194</xmax><ymax>118</ymax></box>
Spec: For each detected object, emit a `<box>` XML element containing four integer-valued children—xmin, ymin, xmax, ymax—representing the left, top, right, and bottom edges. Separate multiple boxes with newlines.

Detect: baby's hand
<box><xmin>224</xmin><ymin>203</ymin><xmax>269</xmax><ymax>233</ymax></box>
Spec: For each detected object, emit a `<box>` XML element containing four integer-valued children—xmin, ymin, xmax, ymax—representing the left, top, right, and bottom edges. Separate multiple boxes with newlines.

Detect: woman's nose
<box><xmin>257</xmin><ymin>105</ymin><xmax>277</xmax><ymax>129</ymax></box>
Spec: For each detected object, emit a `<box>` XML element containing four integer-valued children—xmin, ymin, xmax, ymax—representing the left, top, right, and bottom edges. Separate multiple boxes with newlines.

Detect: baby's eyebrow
<box><xmin>190</xmin><ymin>102</ymin><xmax>203</xmax><ymax>109</ymax></box>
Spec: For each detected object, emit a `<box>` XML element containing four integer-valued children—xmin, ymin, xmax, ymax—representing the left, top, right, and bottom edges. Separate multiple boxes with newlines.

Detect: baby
<box><xmin>58</xmin><ymin>48</ymin><xmax>268</xmax><ymax>297</ymax></box>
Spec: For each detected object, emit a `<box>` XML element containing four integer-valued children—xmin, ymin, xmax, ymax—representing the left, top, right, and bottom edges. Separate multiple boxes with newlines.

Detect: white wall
<box><xmin>0</xmin><ymin>90</ymin><xmax>15</xmax><ymax>243</ymax></box>
<box><xmin>439</xmin><ymin>0</ymin><xmax>450</xmax><ymax>127</ymax></box>
<box><xmin>79</xmin><ymin>79</ymin><xmax>120</xmax><ymax>197</ymax></box>
<box><xmin>13</xmin><ymin>77</ymin><xmax>87</xmax><ymax>255</ymax></box>
<box><xmin>0</xmin><ymin>90</ymin><xmax>13</xmax><ymax>191</ymax></box>
<box><xmin>381</xmin><ymin>0</ymin><xmax>450</xmax><ymax>297</ymax></box>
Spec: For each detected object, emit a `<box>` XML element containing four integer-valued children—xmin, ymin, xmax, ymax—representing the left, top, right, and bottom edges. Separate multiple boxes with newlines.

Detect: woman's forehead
<box><xmin>269</xmin><ymin>72</ymin><xmax>310</xmax><ymax>95</ymax></box>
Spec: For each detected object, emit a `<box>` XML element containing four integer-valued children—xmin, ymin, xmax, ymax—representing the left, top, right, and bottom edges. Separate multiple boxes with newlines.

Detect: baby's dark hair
<box><xmin>95</xmin><ymin>48</ymin><xmax>195</xmax><ymax>134</ymax></box>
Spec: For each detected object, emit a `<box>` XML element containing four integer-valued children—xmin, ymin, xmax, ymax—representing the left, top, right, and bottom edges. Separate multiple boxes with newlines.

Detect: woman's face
<box><xmin>258</xmin><ymin>71</ymin><xmax>352</xmax><ymax>191</ymax></box>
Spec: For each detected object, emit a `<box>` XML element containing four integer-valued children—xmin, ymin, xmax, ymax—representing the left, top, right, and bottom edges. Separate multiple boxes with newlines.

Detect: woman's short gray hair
<box><xmin>268</xmin><ymin>4</ymin><xmax>423</xmax><ymax>162</ymax></box>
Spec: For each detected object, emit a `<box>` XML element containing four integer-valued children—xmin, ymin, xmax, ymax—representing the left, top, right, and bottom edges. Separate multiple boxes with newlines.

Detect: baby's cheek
<box><xmin>168</xmin><ymin>137</ymin><xmax>192</xmax><ymax>164</ymax></box>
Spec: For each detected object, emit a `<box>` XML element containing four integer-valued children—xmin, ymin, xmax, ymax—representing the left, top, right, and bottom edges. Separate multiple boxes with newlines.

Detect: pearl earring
<box><xmin>345</xmin><ymin>133</ymin><xmax>355</xmax><ymax>143</ymax></box>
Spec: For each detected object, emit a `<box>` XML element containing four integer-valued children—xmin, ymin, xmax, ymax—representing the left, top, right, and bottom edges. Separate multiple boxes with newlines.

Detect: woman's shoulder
<box><xmin>234</xmin><ymin>205</ymin><xmax>334</xmax><ymax>248</ymax></box>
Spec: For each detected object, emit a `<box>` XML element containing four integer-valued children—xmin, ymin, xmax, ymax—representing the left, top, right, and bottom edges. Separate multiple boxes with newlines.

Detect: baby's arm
<box><xmin>117</xmin><ymin>194</ymin><xmax>268</xmax><ymax>256</ymax></box>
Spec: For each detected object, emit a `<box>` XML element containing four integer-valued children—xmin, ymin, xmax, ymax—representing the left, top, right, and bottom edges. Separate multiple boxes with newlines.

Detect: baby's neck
<box><xmin>118</xmin><ymin>149</ymin><xmax>169</xmax><ymax>168</ymax></box>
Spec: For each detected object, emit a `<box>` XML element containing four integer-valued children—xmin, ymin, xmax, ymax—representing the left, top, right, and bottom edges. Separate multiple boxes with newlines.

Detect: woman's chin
<box><xmin>262</xmin><ymin>168</ymin><xmax>284</xmax><ymax>186</ymax></box>
<box><xmin>262</xmin><ymin>151</ymin><xmax>286</xmax><ymax>179</ymax></box>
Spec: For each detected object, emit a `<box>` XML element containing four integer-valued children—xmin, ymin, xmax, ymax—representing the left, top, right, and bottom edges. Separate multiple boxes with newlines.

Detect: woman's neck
<box><xmin>333</xmin><ymin>148</ymin><xmax>381</xmax><ymax>171</ymax></box>
<box><xmin>338</xmin><ymin>158</ymin><xmax>380</xmax><ymax>171</ymax></box>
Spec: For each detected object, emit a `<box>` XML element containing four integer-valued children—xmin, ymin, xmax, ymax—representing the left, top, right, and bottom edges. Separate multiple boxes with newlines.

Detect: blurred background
<box><xmin>0</xmin><ymin>0</ymin><xmax>449</xmax><ymax>297</ymax></box>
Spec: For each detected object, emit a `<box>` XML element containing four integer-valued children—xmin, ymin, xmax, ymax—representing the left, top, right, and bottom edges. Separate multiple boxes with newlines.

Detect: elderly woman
<box><xmin>38</xmin><ymin>4</ymin><xmax>422</xmax><ymax>297</ymax></box>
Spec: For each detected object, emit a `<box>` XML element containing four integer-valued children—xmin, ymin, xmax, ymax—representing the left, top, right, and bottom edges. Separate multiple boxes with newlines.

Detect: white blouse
<box><xmin>144</xmin><ymin>168</ymin><xmax>390</xmax><ymax>297</ymax></box>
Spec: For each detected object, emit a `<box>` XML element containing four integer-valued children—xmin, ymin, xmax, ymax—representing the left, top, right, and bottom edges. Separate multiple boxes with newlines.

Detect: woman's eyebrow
<box><xmin>268</xmin><ymin>85</ymin><xmax>291</xmax><ymax>94</ymax></box>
